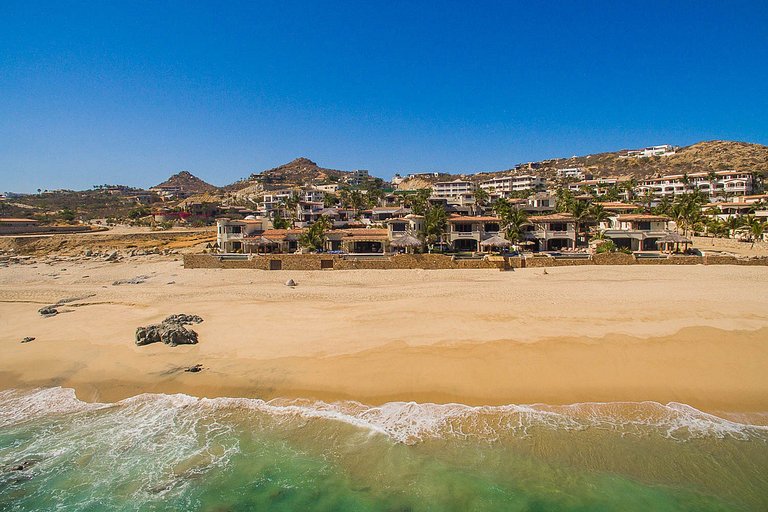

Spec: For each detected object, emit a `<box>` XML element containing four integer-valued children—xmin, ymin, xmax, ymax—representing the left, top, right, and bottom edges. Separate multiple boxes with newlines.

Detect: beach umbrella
<box><xmin>480</xmin><ymin>235</ymin><xmax>512</xmax><ymax>248</ymax></box>
<box><xmin>390</xmin><ymin>234</ymin><xmax>423</xmax><ymax>253</ymax></box>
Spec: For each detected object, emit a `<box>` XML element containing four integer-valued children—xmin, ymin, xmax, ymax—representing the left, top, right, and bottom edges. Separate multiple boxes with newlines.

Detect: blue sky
<box><xmin>1</xmin><ymin>1</ymin><xmax>767</xmax><ymax>192</ymax></box>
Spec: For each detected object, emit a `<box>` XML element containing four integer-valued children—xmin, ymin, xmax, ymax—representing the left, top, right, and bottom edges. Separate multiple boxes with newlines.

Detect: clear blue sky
<box><xmin>1</xmin><ymin>1</ymin><xmax>767</xmax><ymax>193</ymax></box>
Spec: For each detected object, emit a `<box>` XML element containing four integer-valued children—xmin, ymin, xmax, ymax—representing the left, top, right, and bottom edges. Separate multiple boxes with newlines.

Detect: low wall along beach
<box><xmin>184</xmin><ymin>252</ymin><xmax>768</xmax><ymax>270</ymax></box>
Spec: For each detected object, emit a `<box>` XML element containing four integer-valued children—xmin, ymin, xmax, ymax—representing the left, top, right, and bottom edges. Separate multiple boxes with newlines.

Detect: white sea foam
<box><xmin>1</xmin><ymin>388</ymin><xmax>766</xmax><ymax>446</ymax></box>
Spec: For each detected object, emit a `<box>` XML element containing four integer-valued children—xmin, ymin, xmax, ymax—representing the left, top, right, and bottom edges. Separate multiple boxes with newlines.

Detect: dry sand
<box><xmin>1</xmin><ymin>259</ymin><xmax>767</xmax><ymax>416</ymax></box>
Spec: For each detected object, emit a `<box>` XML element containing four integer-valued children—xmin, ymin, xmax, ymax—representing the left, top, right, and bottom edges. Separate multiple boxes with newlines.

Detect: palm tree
<box><xmin>588</xmin><ymin>203</ymin><xmax>610</xmax><ymax>229</ymax></box>
<box><xmin>568</xmin><ymin>200</ymin><xmax>590</xmax><ymax>249</ymax></box>
<box><xmin>746</xmin><ymin>216</ymin><xmax>766</xmax><ymax>248</ymax></box>
<box><xmin>283</xmin><ymin>192</ymin><xmax>300</xmax><ymax>227</ymax></box>
<box><xmin>502</xmin><ymin>208</ymin><xmax>529</xmax><ymax>243</ymax></box>
<box><xmin>323</xmin><ymin>192</ymin><xmax>338</xmax><ymax>208</ymax></box>
<box><xmin>474</xmin><ymin>187</ymin><xmax>489</xmax><ymax>208</ymax></box>
<box><xmin>298</xmin><ymin>215</ymin><xmax>332</xmax><ymax>252</ymax></box>
<box><xmin>422</xmin><ymin>203</ymin><xmax>447</xmax><ymax>251</ymax></box>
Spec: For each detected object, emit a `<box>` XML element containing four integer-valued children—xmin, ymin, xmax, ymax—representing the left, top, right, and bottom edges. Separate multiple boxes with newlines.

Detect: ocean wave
<box><xmin>1</xmin><ymin>388</ymin><xmax>767</xmax><ymax>445</ymax></box>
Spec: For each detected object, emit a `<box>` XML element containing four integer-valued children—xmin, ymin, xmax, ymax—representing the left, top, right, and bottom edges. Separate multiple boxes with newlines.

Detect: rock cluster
<box><xmin>135</xmin><ymin>314</ymin><xmax>203</xmax><ymax>347</ymax></box>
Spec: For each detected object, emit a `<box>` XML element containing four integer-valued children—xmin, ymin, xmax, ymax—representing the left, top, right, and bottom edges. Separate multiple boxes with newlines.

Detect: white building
<box><xmin>346</xmin><ymin>169</ymin><xmax>370</xmax><ymax>186</ymax></box>
<box><xmin>216</xmin><ymin>216</ymin><xmax>273</xmax><ymax>253</ymax></box>
<box><xmin>432</xmin><ymin>179</ymin><xmax>475</xmax><ymax>199</ymax></box>
<box><xmin>556</xmin><ymin>167</ymin><xmax>589</xmax><ymax>180</ymax></box>
<box><xmin>568</xmin><ymin>178</ymin><xmax>623</xmax><ymax>195</ymax></box>
<box><xmin>623</xmin><ymin>145</ymin><xmax>676</xmax><ymax>158</ymax></box>
<box><xmin>315</xmin><ymin>183</ymin><xmax>339</xmax><ymax>194</ymax></box>
<box><xmin>636</xmin><ymin>170</ymin><xmax>754</xmax><ymax>199</ymax></box>
<box><xmin>479</xmin><ymin>175</ymin><xmax>546</xmax><ymax>198</ymax></box>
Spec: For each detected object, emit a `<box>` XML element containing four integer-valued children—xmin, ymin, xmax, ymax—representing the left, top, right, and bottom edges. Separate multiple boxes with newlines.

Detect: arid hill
<box><xmin>226</xmin><ymin>158</ymin><xmax>354</xmax><ymax>191</ymax></box>
<box><xmin>396</xmin><ymin>140</ymin><xmax>768</xmax><ymax>189</ymax></box>
<box><xmin>154</xmin><ymin>171</ymin><xmax>218</xmax><ymax>193</ymax></box>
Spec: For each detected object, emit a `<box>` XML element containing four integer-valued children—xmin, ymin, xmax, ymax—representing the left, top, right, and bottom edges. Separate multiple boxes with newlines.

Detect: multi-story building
<box><xmin>479</xmin><ymin>175</ymin><xmax>546</xmax><ymax>199</ymax></box>
<box><xmin>216</xmin><ymin>216</ymin><xmax>274</xmax><ymax>253</ymax></box>
<box><xmin>556</xmin><ymin>168</ymin><xmax>591</xmax><ymax>180</ymax></box>
<box><xmin>568</xmin><ymin>178</ymin><xmax>624</xmax><ymax>195</ymax></box>
<box><xmin>432</xmin><ymin>179</ymin><xmax>475</xmax><ymax>200</ymax></box>
<box><xmin>346</xmin><ymin>169</ymin><xmax>370</xmax><ymax>186</ymax></box>
<box><xmin>636</xmin><ymin>170</ymin><xmax>754</xmax><ymax>199</ymax></box>
<box><xmin>524</xmin><ymin>213</ymin><xmax>577</xmax><ymax>251</ymax></box>
<box><xmin>599</xmin><ymin>214</ymin><xmax>671</xmax><ymax>251</ymax></box>
<box><xmin>446</xmin><ymin>215</ymin><xmax>503</xmax><ymax>251</ymax></box>
<box><xmin>525</xmin><ymin>192</ymin><xmax>557</xmax><ymax>213</ymax></box>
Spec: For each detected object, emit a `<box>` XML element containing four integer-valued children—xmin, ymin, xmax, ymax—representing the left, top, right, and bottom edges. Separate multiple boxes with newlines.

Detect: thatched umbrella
<box><xmin>390</xmin><ymin>234</ymin><xmax>423</xmax><ymax>254</ymax></box>
<box><xmin>480</xmin><ymin>235</ymin><xmax>512</xmax><ymax>252</ymax></box>
<box><xmin>656</xmin><ymin>232</ymin><xmax>692</xmax><ymax>254</ymax></box>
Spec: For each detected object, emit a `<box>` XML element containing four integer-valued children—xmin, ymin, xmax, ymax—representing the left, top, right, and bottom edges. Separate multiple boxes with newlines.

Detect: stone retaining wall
<box><xmin>183</xmin><ymin>253</ymin><xmax>768</xmax><ymax>270</ymax></box>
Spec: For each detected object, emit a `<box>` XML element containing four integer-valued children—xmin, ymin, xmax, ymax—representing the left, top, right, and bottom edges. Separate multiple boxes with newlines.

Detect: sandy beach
<box><xmin>1</xmin><ymin>258</ymin><xmax>767</xmax><ymax>415</ymax></box>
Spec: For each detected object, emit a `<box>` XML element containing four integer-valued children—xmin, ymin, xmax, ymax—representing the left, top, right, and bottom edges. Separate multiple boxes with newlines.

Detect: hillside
<box><xmin>541</xmin><ymin>140</ymin><xmax>768</xmax><ymax>179</ymax></box>
<box><xmin>153</xmin><ymin>171</ymin><xmax>218</xmax><ymax>193</ymax></box>
<box><xmin>227</xmin><ymin>158</ymin><xmax>353</xmax><ymax>191</ymax></box>
<box><xmin>396</xmin><ymin>140</ymin><xmax>768</xmax><ymax>190</ymax></box>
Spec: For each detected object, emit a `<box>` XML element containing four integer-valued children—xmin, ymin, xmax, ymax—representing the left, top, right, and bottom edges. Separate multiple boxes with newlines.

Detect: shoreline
<box><xmin>1</xmin><ymin>260</ymin><xmax>767</xmax><ymax>418</ymax></box>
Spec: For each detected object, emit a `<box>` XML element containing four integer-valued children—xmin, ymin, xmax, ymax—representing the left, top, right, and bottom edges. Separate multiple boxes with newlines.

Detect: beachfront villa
<box><xmin>599</xmin><ymin>214</ymin><xmax>671</xmax><ymax>251</ymax></box>
<box><xmin>446</xmin><ymin>215</ymin><xmax>504</xmax><ymax>252</ymax></box>
<box><xmin>524</xmin><ymin>213</ymin><xmax>577</xmax><ymax>251</ymax></box>
<box><xmin>216</xmin><ymin>217</ymin><xmax>274</xmax><ymax>253</ymax></box>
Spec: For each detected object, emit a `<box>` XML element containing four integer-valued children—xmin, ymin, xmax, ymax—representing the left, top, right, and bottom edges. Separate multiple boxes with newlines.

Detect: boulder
<box><xmin>21</xmin><ymin>337</ymin><xmax>35</xmax><ymax>344</ymax></box>
<box><xmin>285</xmin><ymin>279</ymin><xmax>297</xmax><ymax>287</ymax></box>
<box><xmin>135</xmin><ymin>314</ymin><xmax>203</xmax><ymax>347</ymax></box>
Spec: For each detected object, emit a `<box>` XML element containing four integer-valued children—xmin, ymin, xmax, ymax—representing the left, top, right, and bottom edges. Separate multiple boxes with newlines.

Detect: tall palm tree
<box><xmin>504</xmin><ymin>208</ymin><xmax>529</xmax><ymax>243</ymax></box>
<box><xmin>568</xmin><ymin>200</ymin><xmax>590</xmax><ymax>249</ymax></box>
<box><xmin>422</xmin><ymin>203</ymin><xmax>448</xmax><ymax>250</ymax></box>
<box><xmin>746</xmin><ymin>216</ymin><xmax>766</xmax><ymax>248</ymax></box>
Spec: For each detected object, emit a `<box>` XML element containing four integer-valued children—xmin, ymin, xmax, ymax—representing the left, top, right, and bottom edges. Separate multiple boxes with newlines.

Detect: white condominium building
<box><xmin>432</xmin><ymin>179</ymin><xmax>475</xmax><ymax>199</ymax></box>
<box><xmin>637</xmin><ymin>170</ymin><xmax>754</xmax><ymax>198</ymax></box>
<box><xmin>479</xmin><ymin>175</ymin><xmax>546</xmax><ymax>198</ymax></box>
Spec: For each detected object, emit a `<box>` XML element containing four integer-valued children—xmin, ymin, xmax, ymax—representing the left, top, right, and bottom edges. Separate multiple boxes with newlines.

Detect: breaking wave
<box><xmin>2</xmin><ymin>387</ymin><xmax>767</xmax><ymax>445</ymax></box>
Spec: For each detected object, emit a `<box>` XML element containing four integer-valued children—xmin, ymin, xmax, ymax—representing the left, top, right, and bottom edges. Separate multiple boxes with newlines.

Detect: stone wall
<box><xmin>183</xmin><ymin>253</ymin><xmax>509</xmax><ymax>270</ymax></box>
<box><xmin>184</xmin><ymin>252</ymin><xmax>768</xmax><ymax>270</ymax></box>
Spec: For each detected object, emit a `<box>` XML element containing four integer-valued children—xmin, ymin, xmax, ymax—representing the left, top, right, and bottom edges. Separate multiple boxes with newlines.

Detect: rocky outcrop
<box><xmin>135</xmin><ymin>314</ymin><xmax>203</xmax><ymax>347</ymax></box>
<box><xmin>38</xmin><ymin>306</ymin><xmax>58</xmax><ymax>317</ymax></box>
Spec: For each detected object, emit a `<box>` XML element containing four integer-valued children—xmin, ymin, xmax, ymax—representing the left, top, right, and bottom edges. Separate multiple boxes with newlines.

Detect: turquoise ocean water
<box><xmin>1</xmin><ymin>387</ymin><xmax>767</xmax><ymax>511</ymax></box>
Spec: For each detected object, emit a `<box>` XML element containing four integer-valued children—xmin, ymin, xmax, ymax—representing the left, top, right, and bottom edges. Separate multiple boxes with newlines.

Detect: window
<box><xmin>484</xmin><ymin>223</ymin><xmax>500</xmax><ymax>232</ymax></box>
<box><xmin>549</xmin><ymin>223</ymin><xmax>567</xmax><ymax>232</ymax></box>
<box><xmin>391</xmin><ymin>223</ymin><xmax>406</xmax><ymax>232</ymax></box>
<box><xmin>454</xmin><ymin>223</ymin><xmax>473</xmax><ymax>233</ymax></box>
<box><xmin>637</xmin><ymin>221</ymin><xmax>651</xmax><ymax>231</ymax></box>
<box><xmin>230</xmin><ymin>225</ymin><xmax>242</xmax><ymax>234</ymax></box>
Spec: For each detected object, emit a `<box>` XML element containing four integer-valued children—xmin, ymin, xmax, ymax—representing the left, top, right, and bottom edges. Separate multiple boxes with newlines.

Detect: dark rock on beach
<box><xmin>135</xmin><ymin>314</ymin><xmax>203</xmax><ymax>347</ymax></box>
<box><xmin>21</xmin><ymin>337</ymin><xmax>35</xmax><ymax>344</ymax></box>
<box><xmin>38</xmin><ymin>306</ymin><xmax>58</xmax><ymax>317</ymax></box>
<box><xmin>185</xmin><ymin>364</ymin><xmax>204</xmax><ymax>373</ymax></box>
